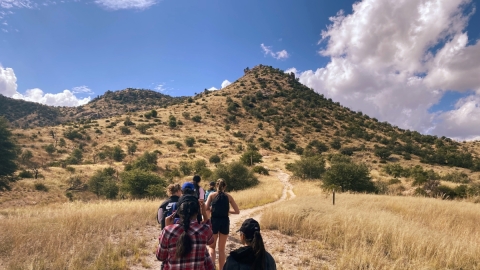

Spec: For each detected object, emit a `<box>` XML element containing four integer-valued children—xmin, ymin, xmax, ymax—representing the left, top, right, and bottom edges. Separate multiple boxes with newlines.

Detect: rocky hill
<box><xmin>0</xmin><ymin>88</ymin><xmax>186</xmax><ymax>128</ymax></box>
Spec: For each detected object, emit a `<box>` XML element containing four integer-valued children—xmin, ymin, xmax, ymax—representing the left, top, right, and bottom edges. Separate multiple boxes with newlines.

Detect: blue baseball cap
<box><xmin>182</xmin><ymin>182</ymin><xmax>195</xmax><ymax>190</ymax></box>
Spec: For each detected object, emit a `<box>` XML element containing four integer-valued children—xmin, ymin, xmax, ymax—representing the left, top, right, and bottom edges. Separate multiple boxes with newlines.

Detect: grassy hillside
<box><xmin>1</xmin><ymin>64</ymin><xmax>480</xmax><ymax>207</ymax></box>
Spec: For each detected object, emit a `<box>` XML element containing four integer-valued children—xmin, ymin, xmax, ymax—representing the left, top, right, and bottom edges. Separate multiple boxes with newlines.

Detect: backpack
<box><xmin>211</xmin><ymin>192</ymin><xmax>229</xmax><ymax>218</ymax></box>
<box><xmin>157</xmin><ymin>201</ymin><xmax>177</xmax><ymax>228</ymax></box>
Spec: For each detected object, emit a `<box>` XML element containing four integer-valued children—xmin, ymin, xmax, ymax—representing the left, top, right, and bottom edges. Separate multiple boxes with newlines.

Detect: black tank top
<box><xmin>211</xmin><ymin>192</ymin><xmax>229</xmax><ymax>218</ymax></box>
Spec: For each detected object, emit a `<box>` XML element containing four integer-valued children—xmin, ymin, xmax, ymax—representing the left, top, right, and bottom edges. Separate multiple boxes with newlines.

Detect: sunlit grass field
<box><xmin>263</xmin><ymin>181</ymin><xmax>480</xmax><ymax>269</ymax></box>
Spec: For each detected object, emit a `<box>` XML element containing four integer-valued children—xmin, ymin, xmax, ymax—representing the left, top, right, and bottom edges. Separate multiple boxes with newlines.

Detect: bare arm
<box><xmin>228</xmin><ymin>194</ymin><xmax>240</xmax><ymax>214</ymax></box>
<box><xmin>205</xmin><ymin>192</ymin><xmax>215</xmax><ymax>212</ymax></box>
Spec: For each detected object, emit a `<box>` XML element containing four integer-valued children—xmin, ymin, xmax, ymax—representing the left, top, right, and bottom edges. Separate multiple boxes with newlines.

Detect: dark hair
<box><xmin>192</xmin><ymin>175</ymin><xmax>201</xmax><ymax>190</ymax></box>
<box><xmin>175</xmin><ymin>201</ymin><xmax>198</xmax><ymax>258</ymax></box>
<box><xmin>246</xmin><ymin>231</ymin><xmax>266</xmax><ymax>270</ymax></box>
<box><xmin>216</xmin><ymin>178</ymin><xmax>226</xmax><ymax>192</ymax></box>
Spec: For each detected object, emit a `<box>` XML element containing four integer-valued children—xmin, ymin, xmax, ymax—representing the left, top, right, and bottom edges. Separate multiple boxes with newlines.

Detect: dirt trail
<box><xmin>131</xmin><ymin>170</ymin><xmax>295</xmax><ymax>270</ymax></box>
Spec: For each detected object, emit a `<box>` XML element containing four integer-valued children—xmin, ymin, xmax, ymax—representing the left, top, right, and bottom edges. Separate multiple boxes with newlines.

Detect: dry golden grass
<box><xmin>262</xmin><ymin>187</ymin><xmax>480</xmax><ymax>269</ymax></box>
<box><xmin>0</xmin><ymin>200</ymin><xmax>161</xmax><ymax>270</ymax></box>
<box><xmin>229</xmin><ymin>174</ymin><xmax>283</xmax><ymax>209</ymax></box>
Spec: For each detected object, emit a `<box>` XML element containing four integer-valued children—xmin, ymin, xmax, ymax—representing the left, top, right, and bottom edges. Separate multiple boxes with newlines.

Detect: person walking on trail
<box><xmin>178</xmin><ymin>182</ymin><xmax>204</xmax><ymax>223</ymax></box>
<box><xmin>156</xmin><ymin>198</ymin><xmax>215</xmax><ymax>270</ymax></box>
<box><xmin>223</xmin><ymin>218</ymin><xmax>276</xmax><ymax>270</ymax></box>
<box><xmin>205</xmin><ymin>181</ymin><xmax>216</xmax><ymax>201</ymax></box>
<box><xmin>192</xmin><ymin>175</ymin><xmax>206</xmax><ymax>202</ymax></box>
<box><xmin>205</xmin><ymin>179</ymin><xmax>240</xmax><ymax>270</ymax></box>
<box><xmin>157</xmin><ymin>184</ymin><xmax>182</xmax><ymax>230</ymax></box>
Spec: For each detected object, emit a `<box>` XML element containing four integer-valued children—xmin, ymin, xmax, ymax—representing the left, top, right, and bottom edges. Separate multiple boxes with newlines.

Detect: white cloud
<box><xmin>221</xmin><ymin>80</ymin><xmax>231</xmax><ymax>89</ymax></box>
<box><xmin>94</xmin><ymin>0</ymin><xmax>158</xmax><ymax>10</ymax></box>
<box><xmin>289</xmin><ymin>0</ymin><xmax>480</xmax><ymax>139</ymax></box>
<box><xmin>0</xmin><ymin>65</ymin><xmax>17</xmax><ymax>97</ymax></box>
<box><xmin>0</xmin><ymin>0</ymin><xmax>34</xmax><ymax>9</ymax></box>
<box><xmin>261</xmin><ymin>43</ymin><xmax>289</xmax><ymax>60</ymax></box>
<box><xmin>207</xmin><ymin>87</ymin><xmax>217</xmax><ymax>91</ymax></box>
<box><xmin>72</xmin><ymin>85</ymin><xmax>93</xmax><ymax>94</ymax></box>
<box><xmin>0</xmin><ymin>66</ymin><xmax>90</xmax><ymax>106</ymax></box>
<box><xmin>154</xmin><ymin>84</ymin><xmax>166</xmax><ymax>92</ymax></box>
<box><xmin>13</xmin><ymin>88</ymin><xmax>91</xmax><ymax>106</ymax></box>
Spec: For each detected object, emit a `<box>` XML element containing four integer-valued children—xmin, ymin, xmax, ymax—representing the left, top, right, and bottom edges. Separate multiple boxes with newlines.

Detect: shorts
<box><xmin>211</xmin><ymin>217</ymin><xmax>230</xmax><ymax>235</ymax></box>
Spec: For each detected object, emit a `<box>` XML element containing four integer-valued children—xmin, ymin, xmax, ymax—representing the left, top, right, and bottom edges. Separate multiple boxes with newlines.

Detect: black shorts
<box><xmin>211</xmin><ymin>217</ymin><xmax>230</xmax><ymax>235</ymax></box>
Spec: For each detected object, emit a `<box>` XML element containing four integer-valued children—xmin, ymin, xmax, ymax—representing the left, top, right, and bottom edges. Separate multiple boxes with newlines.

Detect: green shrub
<box><xmin>185</xmin><ymin>137</ymin><xmax>196</xmax><ymax>147</ymax></box>
<box><xmin>209</xmin><ymin>154</ymin><xmax>221</xmax><ymax>164</ymax></box>
<box><xmin>125</xmin><ymin>151</ymin><xmax>158</xmax><ymax>171</ymax></box>
<box><xmin>211</xmin><ymin>162</ymin><xmax>258</xmax><ymax>191</ymax></box>
<box><xmin>322</xmin><ymin>161</ymin><xmax>375</xmax><ymax>193</ymax></box>
<box><xmin>34</xmin><ymin>182</ymin><xmax>48</xmax><ymax>192</ymax></box>
<box><xmin>188</xmin><ymin>148</ymin><xmax>196</xmax><ymax>154</ymax></box>
<box><xmin>179</xmin><ymin>161</ymin><xmax>192</xmax><ymax>175</ymax></box>
<box><xmin>388</xmin><ymin>178</ymin><xmax>402</xmax><ymax>185</ymax></box>
<box><xmin>286</xmin><ymin>155</ymin><xmax>325</xmax><ymax>180</ymax></box>
<box><xmin>88</xmin><ymin>167</ymin><xmax>118</xmax><ymax>199</ymax></box>
<box><xmin>120</xmin><ymin>169</ymin><xmax>166</xmax><ymax>198</ymax></box>
<box><xmin>442</xmin><ymin>172</ymin><xmax>470</xmax><ymax>183</ymax></box>
<box><xmin>120</xmin><ymin>126</ymin><xmax>131</xmax><ymax>135</ymax></box>
<box><xmin>192</xmin><ymin>115</ymin><xmax>202</xmax><ymax>122</ymax></box>
<box><xmin>252</xmin><ymin>166</ymin><xmax>269</xmax><ymax>175</ymax></box>
<box><xmin>18</xmin><ymin>170</ymin><xmax>34</xmax><ymax>178</ymax></box>
<box><xmin>240</xmin><ymin>150</ymin><xmax>263</xmax><ymax>166</ymax></box>
<box><xmin>111</xmin><ymin>146</ymin><xmax>126</xmax><ymax>162</ymax></box>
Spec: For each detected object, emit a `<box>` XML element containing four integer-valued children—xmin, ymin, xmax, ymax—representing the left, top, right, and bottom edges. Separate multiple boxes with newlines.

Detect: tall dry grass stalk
<box><xmin>0</xmin><ymin>200</ymin><xmax>160</xmax><ymax>270</ymax></box>
<box><xmin>229</xmin><ymin>174</ymin><xmax>283</xmax><ymax>209</ymax></box>
<box><xmin>262</xmin><ymin>187</ymin><xmax>480</xmax><ymax>269</ymax></box>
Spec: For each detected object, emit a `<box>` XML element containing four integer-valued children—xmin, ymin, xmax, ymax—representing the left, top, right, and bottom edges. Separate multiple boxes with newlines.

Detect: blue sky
<box><xmin>1</xmin><ymin>0</ymin><xmax>480</xmax><ymax>139</ymax></box>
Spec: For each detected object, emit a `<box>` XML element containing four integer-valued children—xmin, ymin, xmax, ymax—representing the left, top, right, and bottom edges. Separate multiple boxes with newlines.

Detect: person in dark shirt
<box><xmin>157</xmin><ymin>184</ymin><xmax>182</xmax><ymax>230</ymax></box>
<box><xmin>223</xmin><ymin>218</ymin><xmax>276</xmax><ymax>270</ymax></box>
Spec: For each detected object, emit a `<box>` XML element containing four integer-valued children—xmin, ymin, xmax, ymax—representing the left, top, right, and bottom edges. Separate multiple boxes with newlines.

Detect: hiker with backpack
<box><xmin>223</xmin><ymin>218</ymin><xmax>276</xmax><ymax>270</ymax></box>
<box><xmin>177</xmin><ymin>182</ymin><xmax>204</xmax><ymax>224</ymax></box>
<box><xmin>205</xmin><ymin>179</ymin><xmax>240</xmax><ymax>270</ymax></box>
<box><xmin>205</xmin><ymin>181</ymin><xmax>216</xmax><ymax>201</ymax></box>
<box><xmin>157</xmin><ymin>184</ymin><xmax>182</xmax><ymax>230</ymax></box>
<box><xmin>156</xmin><ymin>196</ymin><xmax>215</xmax><ymax>270</ymax></box>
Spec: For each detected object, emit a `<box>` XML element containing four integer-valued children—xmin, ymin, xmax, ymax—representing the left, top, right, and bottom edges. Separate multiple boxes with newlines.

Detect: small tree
<box><xmin>375</xmin><ymin>147</ymin><xmax>391</xmax><ymax>161</ymax></box>
<box><xmin>45</xmin><ymin>144</ymin><xmax>56</xmax><ymax>155</ymax></box>
<box><xmin>125</xmin><ymin>151</ymin><xmax>158</xmax><ymax>171</ymax></box>
<box><xmin>121</xmin><ymin>169</ymin><xmax>166</xmax><ymax>198</ymax></box>
<box><xmin>322</xmin><ymin>161</ymin><xmax>375</xmax><ymax>193</ymax></box>
<box><xmin>240</xmin><ymin>150</ymin><xmax>263</xmax><ymax>166</ymax></box>
<box><xmin>120</xmin><ymin>126</ymin><xmax>131</xmax><ymax>135</ymax></box>
<box><xmin>179</xmin><ymin>161</ymin><xmax>192</xmax><ymax>175</ymax></box>
<box><xmin>0</xmin><ymin>117</ymin><xmax>18</xmax><ymax>190</ymax></box>
<box><xmin>111</xmin><ymin>146</ymin><xmax>126</xmax><ymax>162</ymax></box>
<box><xmin>168</xmin><ymin>115</ymin><xmax>177</xmax><ymax>129</ymax></box>
<box><xmin>209</xmin><ymin>154</ymin><xmax>221</xmax><ymax>164</ymax></box>
<box><xmin>124</xmin><ymin>117</ymin><xmax>135</xmax><ymax>126</ymax></box>
<box><xmin>285</xmin><ymin>155</ymin><xmax>325</xmax><ymax>180</ymax></box>
<box><xmin>192</xmin><ymin>159</ymin><xmax>207</xmax><ymax>174</ymax></box>
<box><xmin>136</xmin><ymin>124</ymin><xmax>149</xmax><ymax>134</ymax></box>
<box><xmin>211</xmin><ymin>162</ymin><xmax>258</xmax><ymax>191</ymax></box>
<box><xmin>88</xmin><ymin>167</ymin><xmax>118</xmax><ymax>199</ymax></box>
<box><xmin>185</xmin><ymin>137</ymin><xmax>196</xmax><ymax>147</ymax></box>
<box><xmin>58</xmin><ymin>138</ymin><xmax>66</xmax><ymax>148</ymax></box>
<box><xmin>127</xmin><ymin>143</ymin><xmax>137</xmax><ymax>155</ymax></box>
<box><xmin>192</xmin><ymin>115</ymin><xmax>202</xmax><ymax>122</ymax></box>
<box><xmin>330</xmin><ymin>138</ymin><xmax>342</xmax><ymax>150</ymax></box>
<box><xmin>151</xmin><ymin>109</ymin><xmax>158</xmax><ymax>118</ymax></box>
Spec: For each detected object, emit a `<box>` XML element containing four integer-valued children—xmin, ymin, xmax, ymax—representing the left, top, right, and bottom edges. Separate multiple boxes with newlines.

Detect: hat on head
<box><xmin>182</xmin><ymin>182</ymin><xmax>195</xmax><ymax>191</ymax></box>
<box><xmin>237</xmin><ymin>218</ymin><xmax>261</xmax><ymax>240</ymax></box>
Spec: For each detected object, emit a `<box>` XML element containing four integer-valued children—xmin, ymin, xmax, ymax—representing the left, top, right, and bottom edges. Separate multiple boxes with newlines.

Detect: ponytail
<box><xmin>249</xmin><ymin>231</ymin><xmax>266</xmax><ymax>270</ymax></box>
<box><xmin>216</xmin><ymin>178</ymin><xmax>227</xmax><ymax>192</ymax></box>
<box><xmin>175</xmin><ymin>201</ymin><xmax>197</xmax><ymax>258</ymax></box>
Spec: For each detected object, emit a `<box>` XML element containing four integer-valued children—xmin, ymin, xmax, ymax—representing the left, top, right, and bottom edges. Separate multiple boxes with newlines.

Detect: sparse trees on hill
<box><xmin>120</xmin><ymin>169</ymin><xmax>166</xmax><ymax>198</ymax></box>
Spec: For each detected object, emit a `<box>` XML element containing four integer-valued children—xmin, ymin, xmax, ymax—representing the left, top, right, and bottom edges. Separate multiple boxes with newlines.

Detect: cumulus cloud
<box><xmin>0</xmin><ymin>66</ymin><xmax>90</xmax><ymax>106</ymax></box>
<box><xmin>221</xmin><ymin>80</ymin><xmax>231</xmax><ymax>89</ymax></box>
<box><xmin>261</xmin><ymin>43</ymin><xmax>289</xmax><ymax>60</ymax></box>
<box><xmin>13</xmin><ymin>88</ymin><xmax>91</xmax><ymax>106</ymax></box>
<box><xmin>207</xmin><ymin>87</ymin><xmax>218</xmax><ymax>91</ymax></box>
<box><xmin>289</xmin><ymin>0</ymin><xmax>480</xmax><ymax>139</ymax></box>
<box><xmin>94</xmin><ymin>0</ymin><xmax>158</xmax><ymax>10</ymax></box>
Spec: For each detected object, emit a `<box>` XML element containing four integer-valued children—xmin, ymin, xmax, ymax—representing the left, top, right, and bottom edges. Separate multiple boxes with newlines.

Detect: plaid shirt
<box><xmin>156</xmin><ymin>219</ymin><xmax>215</xmax><ymax>270</ymax></box>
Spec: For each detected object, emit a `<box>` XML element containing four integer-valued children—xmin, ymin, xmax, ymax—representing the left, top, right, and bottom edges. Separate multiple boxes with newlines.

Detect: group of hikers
<box><xmin>156</xmin><ymin>175</ymin><xmax>277</xmax><ymax>270</ymax></box>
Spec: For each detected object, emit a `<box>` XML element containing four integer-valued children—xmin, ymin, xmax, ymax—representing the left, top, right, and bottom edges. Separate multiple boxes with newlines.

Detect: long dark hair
<box><xmin>175</xmin><ymin>201</ymin><xmax>198</xmax><ymax>258</ymax></box>
<box><xmin>192</xmin><ymin>175</ymin><xmax>201</xmax><ymax>190</ymax></box>
<box><xmin>246</xmin><ymin>231</ymin><xmax>266</xmax><ymax>270</ymax></box>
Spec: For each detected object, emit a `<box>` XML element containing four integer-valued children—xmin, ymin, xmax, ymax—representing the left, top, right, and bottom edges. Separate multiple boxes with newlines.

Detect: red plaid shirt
<box><xmin>156</xmin><ymin>219</ymin><xmax>215</xmax><ymax>270</ymax></box>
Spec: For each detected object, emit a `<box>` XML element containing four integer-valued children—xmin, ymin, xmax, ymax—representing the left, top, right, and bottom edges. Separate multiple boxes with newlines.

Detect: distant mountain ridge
<box><xmin>0</xmin><ymin>88</ymin><xmax>186</xmax><ymax>128</ymax></box>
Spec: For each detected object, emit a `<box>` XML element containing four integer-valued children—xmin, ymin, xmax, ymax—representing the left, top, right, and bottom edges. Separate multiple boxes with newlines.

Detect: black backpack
<box><xmin>211</xmin><ymin>192</ymin><xmax>229</xmax><ymax>218</ymax></box>
<box><xmin>157</xmin><ymin>201</ymin><xmax>177</xmax><ymax>229</ymax></box>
